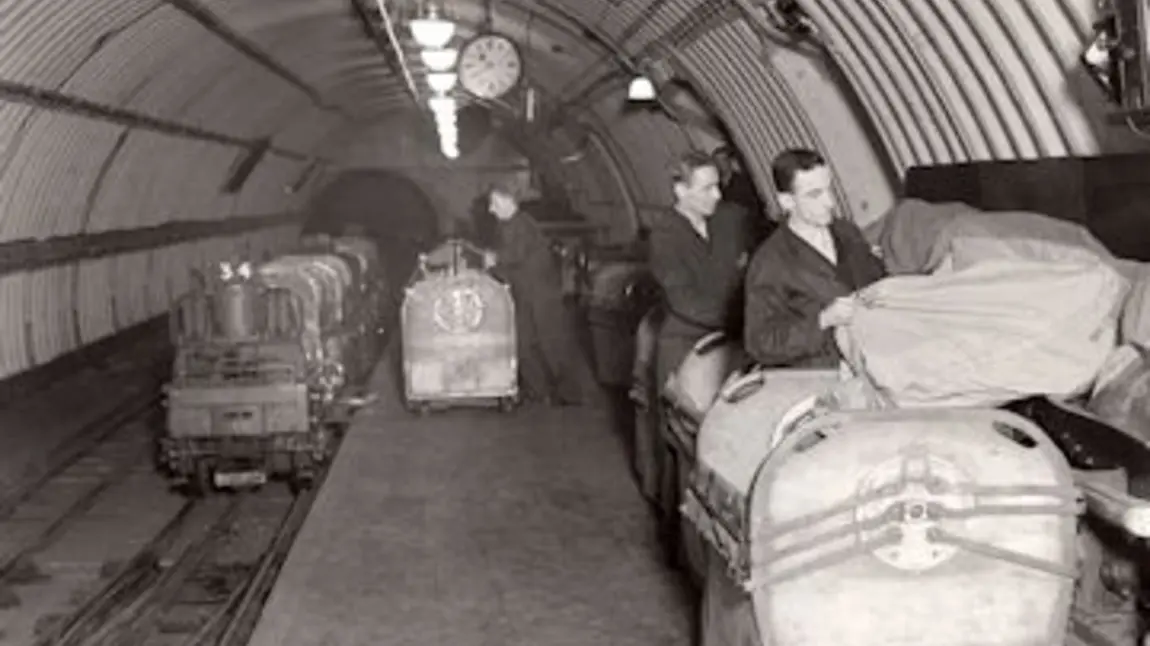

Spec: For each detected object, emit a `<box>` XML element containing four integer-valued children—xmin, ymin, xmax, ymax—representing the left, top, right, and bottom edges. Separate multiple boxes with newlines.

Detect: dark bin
<box><xmin>583</xmin><ymin>261</ymin><xmax>660</xmax><ymax>387</ymax></box>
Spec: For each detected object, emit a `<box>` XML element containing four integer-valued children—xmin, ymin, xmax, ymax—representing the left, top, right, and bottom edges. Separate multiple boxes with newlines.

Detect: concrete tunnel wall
<box><xmin>2</xmin><ymin>0</ymin><xmax>1149</xmax><ymax>384</ymax></box>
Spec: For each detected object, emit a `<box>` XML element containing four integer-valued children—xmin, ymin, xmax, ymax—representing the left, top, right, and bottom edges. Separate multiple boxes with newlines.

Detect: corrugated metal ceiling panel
<box><xmin>159</xmin><ymin>139</ymin><xmax>243</xmax><ymax>223</ymax></box>
<box><xmin>82</xmin><ymin>130</ymin><xmax>237</xmax><ymax>233</ymax></box>
<box><xmin>802</xmin><ymin>0</ymin><xmax>1110</xmax><ymax>165</ymax></box>
<box><xmin>25</xmin><ymin>265</ymin><xmax>74</xmax><ymax>365</ymax></box>
<box><xmin>273</xmin><ymin>105</ymin><xmax>344</xmax><ymax>152</ymax></box>
<box><xmin>110</xmin><ymin>251</ymin><xmax>152</xmax><ymax>329</ymax></box>
<box><xmin>5</xmin><ymin>0</ymin><xmax>1150</xmax><ymax>381</ymax></box>
<box><xmin>175</xmin><ymin>62</ymin><xmax>308</xmax><ymax>141</ymax></box>
<box><xmin>0</xmin><ymin>0</ymin><xmax>157</xmax><ymax>87</ymax></box>
<box><xmin>0</xmin><ymin>112</ymin><xmax>124</xmax><ymax>242</ymax></box>
<box><xmin>233</xmin><ymin>156</ymin><xmax>309</xmax><ymax>215</ymax></box>
<box><xmin>74</xmin><ymin>257</ymin><xmax>116</xmax><ymax>344</ymax></box>
<box><xmin>0</xmin><ymin>275</ymin><xmax>30</xmax><ymax>378</ymax></box>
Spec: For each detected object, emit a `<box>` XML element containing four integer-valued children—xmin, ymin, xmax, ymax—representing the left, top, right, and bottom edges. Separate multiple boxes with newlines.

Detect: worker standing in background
<box><xmin>713</xmin><ymin>144</ymin><xmax>776</xmax><ymax>249</ymax></box>
<box><xmin>483</xmin><ymin>178</ymin><xmax>583</xmax><ymax>407</ymax></box>
<box><xmin>645</xmin><ymin>151</ymin><xmax>754</xmax><ymax>543</ymax></box>
<box><xmin>744</xmin><ymin>148</ymin><xmax>886</xmax><ymax>368</ymax></box>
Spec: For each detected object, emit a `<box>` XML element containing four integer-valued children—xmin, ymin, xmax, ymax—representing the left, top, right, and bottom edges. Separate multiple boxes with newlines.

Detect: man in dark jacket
<box><xmin>643</xmin><ymin>151</ymin><xmax>754</xmax><ymax>543</ymax></box>
<box><xmin>485</xmin><ymin>178</ymin><xmax>583</xmax><ymax>406</ymax></box>
<box><xmin>744</xmin><ymin>148</ymin><xmax>886</xmax><ymax>368</ymax></box>
<box><xmin>649</xmin><ymin>151</ymin><xmax>754</xmax><ymax>394</ymax></box>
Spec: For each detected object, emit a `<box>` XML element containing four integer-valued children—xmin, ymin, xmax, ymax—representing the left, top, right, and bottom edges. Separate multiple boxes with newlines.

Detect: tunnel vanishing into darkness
<box><xmin>1</xmin><ymin>0</ymin><xmax>1149</xmax><ymax>396</ymax></box>
<box><xmin>300</xmin><ymin>168</ymin><xmax>441</xmax><ymax>303</ymax></box>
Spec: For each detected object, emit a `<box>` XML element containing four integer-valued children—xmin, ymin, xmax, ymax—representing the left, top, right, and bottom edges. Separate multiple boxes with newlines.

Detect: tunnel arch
<box><xmin>300</xmin><ymin>168</ymin><xmax>441</xmax><ymax>294</ymax></box>
<box><xmin>301</xmin><ymin>168</ymin><xmax>441</xmax><ymax>245</ymax></box>
<box><xmin>2</xmin><ymin>0</ymin><xmax>1150</xmax><ymax>384</ymax></box>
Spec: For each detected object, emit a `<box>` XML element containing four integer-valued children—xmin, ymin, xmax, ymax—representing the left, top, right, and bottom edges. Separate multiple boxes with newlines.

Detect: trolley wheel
<box><xmin>498</xmin><ymin>397</ymin><xmax>517</xmax><ymax>413</ymax></box>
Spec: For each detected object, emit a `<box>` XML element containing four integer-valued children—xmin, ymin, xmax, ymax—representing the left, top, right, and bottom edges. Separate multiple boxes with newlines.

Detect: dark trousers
<box><xmin>515</xmin><ymin>290</ymin><xmax>582</xmax><ymax>402</ymax></box>
<box><xmin>635</xmin><ymin>322</ymin><xmax>706</xmax><ymax>511</ymax></box>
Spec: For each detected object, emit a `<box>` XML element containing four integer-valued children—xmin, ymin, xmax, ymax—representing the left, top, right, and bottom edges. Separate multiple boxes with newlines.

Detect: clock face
<box><xmin>458</xmin><ymin>34</ymin><xmax>523</xmax><ymax>100</ymax></box>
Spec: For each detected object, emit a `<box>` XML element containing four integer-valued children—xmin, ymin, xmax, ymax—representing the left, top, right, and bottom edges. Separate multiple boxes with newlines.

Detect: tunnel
<box><xmin>299</xmin><ymin>168</ymin><xmax>441</xmax><ymax>303</ymax></box>
<box><xmin>2</xmin><ymin>0</ymin><xmax>1149</xmax><ymax>396</ymax></box>
<box><xmin>5</xmin><ymin>0</ymin><xmax>1150</xmax><ymax>642</ymax></box>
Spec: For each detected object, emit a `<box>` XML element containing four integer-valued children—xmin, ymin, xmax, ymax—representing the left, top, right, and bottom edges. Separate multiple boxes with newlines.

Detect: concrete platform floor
<box><xmin>246</xmin><ymin>349</ymin><xmax>694</xmax><ymax>646</ymax></box>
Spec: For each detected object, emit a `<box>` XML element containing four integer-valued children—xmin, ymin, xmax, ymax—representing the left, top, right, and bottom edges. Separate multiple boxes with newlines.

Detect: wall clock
<box><xmin>458</xmin><ymin>33</ymin><xmax>523</xmax><ymax>100</ymax></box>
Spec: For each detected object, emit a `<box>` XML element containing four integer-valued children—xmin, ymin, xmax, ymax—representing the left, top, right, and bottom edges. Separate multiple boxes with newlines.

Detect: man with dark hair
<box><xmin>484</xmin><ymin>177</ymin><xmax>583</xmax><ymax>406</ymax></box>
<box><xmin>744</xmin><ymin>148</ymin><xmax>886</xmax><ymax>368</ymax></box>
<box><xmin>650</xmin><ymin>151</ymin><xmax>754</xmax><ymax>394</ymax></box>
<box><xmin>641</xmin><ymin>150</ymin><xmax>753</xmax><ymax>517</ymax></box>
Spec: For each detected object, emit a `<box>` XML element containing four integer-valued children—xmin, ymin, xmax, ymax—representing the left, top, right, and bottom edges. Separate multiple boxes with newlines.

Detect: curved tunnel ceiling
<box><xmin>1</xmin><ymin>0</ymin><xmax>1148</xmax><ymax>379</ymax></box>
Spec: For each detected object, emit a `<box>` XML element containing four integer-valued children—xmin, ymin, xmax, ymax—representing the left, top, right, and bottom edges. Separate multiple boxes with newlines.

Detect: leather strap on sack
<box><xmin>745</xmin><ymin>479</ymin><xmax>1081</xmax><ymax>591</ymax></box>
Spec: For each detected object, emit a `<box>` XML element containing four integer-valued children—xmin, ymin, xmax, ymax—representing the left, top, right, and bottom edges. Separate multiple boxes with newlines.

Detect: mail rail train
<box><xmin>632</xmin><ymin>324</ymin><xmax>1150</xmax><ymax>646</ymax></box>
<box><xmin>160</xmin><ymin>235</ymin><xmax>388</xmax><ymax>495</ymax></box>
<box><xmin>400</xmin><ymin>238</ymin><xmax>519</xmax><ymax>414</ymax></box>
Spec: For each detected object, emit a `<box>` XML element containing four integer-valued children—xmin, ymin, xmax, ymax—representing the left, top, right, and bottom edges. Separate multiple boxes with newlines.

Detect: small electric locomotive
<box><xmin>160</xmin><ymin>235</ymin><xmax>386</xmax><ymax>495</ymax></box>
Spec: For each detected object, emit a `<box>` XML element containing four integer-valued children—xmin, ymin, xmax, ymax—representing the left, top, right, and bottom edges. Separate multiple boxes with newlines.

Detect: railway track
<box><xmin>0</xmin><ymin>387</ymin><xmax>368</xmax><ymax>646</ymax></box>
<box><xmin>0</xmin><ymin>397</ymin><xmax>161</xmax><ymax>582</ymax></box>
<box><xmin>42</xmin><ymin>483</ymin><xmax>316</xmax><ymax>646</ymax></box>
<box><xmin>0</xmin><ymin>393</ymin><xmax>162</xmax><ymax>524</ymax></box>
<box><xmin>0</xmin><ymin>317</ymin><xmax>387</xmax><ymax>646</ymax></box>
<box><xmin>0</xmin><ymin>415</ymin><xmax>341</xmax><ymax>646</ymax></box>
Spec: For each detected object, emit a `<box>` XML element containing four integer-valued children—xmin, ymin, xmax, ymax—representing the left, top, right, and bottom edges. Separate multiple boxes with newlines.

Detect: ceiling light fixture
<box><xmin>421</xmin><ymin>48</ymin><xmax>459</xmax><ymax>72</ymax></box>
<box><xmin>429</xmin><ymin>96</ymin><xmax>456</xmax><ymax>114</ymax></box>
<box><xmin>627</xmin><ymin>76</ymin><xmax>657</xmax><ymax>101</ymax></box>
<box><xmin>410</xmin><ymin>6</ymin><xmax>456</xmax><ymax>49</ymax></box>
<box><xmin>427</xmin><ymin>72</ymin><xmax>458</xmax><ymax>94</ymax></box>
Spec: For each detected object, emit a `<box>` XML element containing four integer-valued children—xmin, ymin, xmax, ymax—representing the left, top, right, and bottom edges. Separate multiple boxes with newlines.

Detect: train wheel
<box><xmin>498</xmin><ymin>397</ymin><xmax>516</xmax><ymax>413</ymax></box>
<box><xmin>182</xmin><ymin>462</ymin><xmax>212</xmax><ymax>498</ymax></box>
<box><xmin>289</xmin><ymin>474</ymin><xmax>315</xmax><ymax>496</ymax></box>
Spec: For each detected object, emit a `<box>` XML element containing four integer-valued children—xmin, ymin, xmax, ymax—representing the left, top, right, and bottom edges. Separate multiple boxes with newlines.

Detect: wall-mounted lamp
<box><xmin>428</xmin><ymin>72</ymin><xmax>458</xmax><ymax>94</ymax></box>
<box><xmin>421</xmin><ymin>48</ymin><xmax>459</xmax><ymax>72</ymax></box>
<box><xmin>627</xmin><ymin>76</ymin><xmax>657</xmax><ymax>102</ymax></box>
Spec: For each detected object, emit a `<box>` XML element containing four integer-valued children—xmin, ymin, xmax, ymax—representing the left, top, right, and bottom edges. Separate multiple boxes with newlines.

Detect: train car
<box><xmin>660</xmin><ymin>330</ymin><xmax>745</xmax><ymax>580</ymax></box>
<box><xmin>399</xmin><ymin>238</ymin><xmax>518</xmax><ymax>414</ymax></box>
<box><xmin>160</xmin><ymin>239</ymin><xmax>386</xmax><ymax>495</ymax></box>
<box><xmin>648</xmin><ymin>344</ymin><xmax>1150</xmax><ymax>646</ymax></box>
